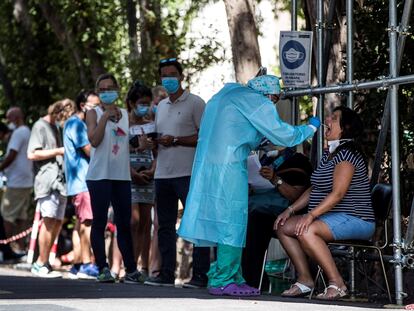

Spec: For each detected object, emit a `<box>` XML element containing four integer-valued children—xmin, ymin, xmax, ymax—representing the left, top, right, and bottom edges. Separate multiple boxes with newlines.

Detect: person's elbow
<box><xmin>27</xmin><ymin>152</ymin><xmax>36</xmax><ymax>161</ymax></box>
<box><xmin>89</xmin><ymin>140</ymin><xmax>99</xmax><ymax>148</ymax></box>
<box><xmin>87</xmin><ymin>134</ymin><xmax>99</xmax><ymax>148</ymax></box>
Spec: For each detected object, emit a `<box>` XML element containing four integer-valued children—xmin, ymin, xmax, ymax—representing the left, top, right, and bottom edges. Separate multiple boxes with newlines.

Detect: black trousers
<box><xmin>155</xmin><ymin>176</ymin><xmax>210</xmax><ymax>280</ymax></box>
<box><xmin>242</xmin><ymin>210</ymin><xmax>277</xmax><ymax>289</ymax></box>
<box><xmin>87</xmin><ymin>180</ymin><xmax>136</xmax><ymax>273</ymax></box>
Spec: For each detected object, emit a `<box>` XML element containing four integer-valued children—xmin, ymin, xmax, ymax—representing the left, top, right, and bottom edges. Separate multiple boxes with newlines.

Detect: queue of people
<box><xmin>0</xmin><ymin>58</ymin><xmax>375</xmax><ymax>301</ymax></box>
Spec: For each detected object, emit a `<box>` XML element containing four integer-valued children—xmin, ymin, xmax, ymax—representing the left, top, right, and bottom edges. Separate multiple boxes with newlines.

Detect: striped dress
<box><xmin>309</xmin><ymin>148</ymin><xmax>375</xmax><ymax>222</ymax></box>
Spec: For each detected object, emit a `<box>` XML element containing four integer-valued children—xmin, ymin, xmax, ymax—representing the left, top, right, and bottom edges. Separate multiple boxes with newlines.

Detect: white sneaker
<box><xmin>31</xmin><ymin>262</ymin><xmax>62</xmax><ymax>278</ymax></box>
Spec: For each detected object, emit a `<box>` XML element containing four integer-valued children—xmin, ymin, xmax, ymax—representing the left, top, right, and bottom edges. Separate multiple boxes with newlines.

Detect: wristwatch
<box><xmin>275</xmin><ymin>177</ymin><xmax>283</xmax><ymax>186</ymax></box>
<box><xmin>172</xmin><ymin>137</ymin><xmax>179</xmax><ymax>146</ymax></box>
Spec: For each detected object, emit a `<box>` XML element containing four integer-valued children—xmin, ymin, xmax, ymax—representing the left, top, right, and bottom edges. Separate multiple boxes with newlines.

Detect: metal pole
<box><xmin>316</xmin><ymin>0</ymin><xmax>324</xmax><ymax>160</ymax></box>
<box><xmin>291</xmin><ymin>0</ymin><xmax>298</xmax><ymax>125</ymax></box>
<box><xmin>283</xmin><ymin>73</ymin><xmax>414</xmax><ymax>97</ymax></box>
<box><xmin>346</xmin><ymin>0</ymin><xmax>354</xmax><ymax>108</ymax></box>
<box><xmin>389</xmin><ymin>0</ymin><xmax>404</xmax><ymax>305</ymax></box>
<box><xmin>371</xmin><ymin>0</ymin><xmax>413</xmax><ymax>188</ymax></box>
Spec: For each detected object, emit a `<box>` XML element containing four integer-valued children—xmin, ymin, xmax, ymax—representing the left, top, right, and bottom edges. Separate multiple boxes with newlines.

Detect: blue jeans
<box><xmin>155</xmin><ymin>176</ymin><xmax>210</xmax><ymax>280</ymax></box>
<box><xmin>318</xmin><ymin>212</ymin><xmax>376</xmax><ymax>241</ymax></box>
<box><xmin>87</xmin><ymin>180</ymin><xmax>136</xmax><ymax>273</ymax></box>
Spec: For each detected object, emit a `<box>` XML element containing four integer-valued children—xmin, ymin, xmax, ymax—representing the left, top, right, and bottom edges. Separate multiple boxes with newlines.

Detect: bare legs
<box><xmin>277</xmin><ymin>216</ymin><xmax>347</xmax><ymax>297</ymax></box>
<box><xmin>131</xmin><ymin>203</ymin><xmax>152</xmax><ymax>271</ymax></box>
<box><xmin>149</xmin><ymin>206</ymin><xmax>161</xmax><ymax>276</ymax></box>
<box><xmin>80</xmin><ymin>220</ymin><xmax>93</xmax><ymax>263</ymax></box>
<box><xmin>37</xmin><ymin>217</ymin><xmax>62</xmax><ymax>265</ymax></box>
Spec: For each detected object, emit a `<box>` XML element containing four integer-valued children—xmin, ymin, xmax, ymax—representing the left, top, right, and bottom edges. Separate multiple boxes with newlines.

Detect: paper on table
<box><xmin>248</xmin><ymin>153</ymin><xmax>274</xmax><ymax>190</ymax></box>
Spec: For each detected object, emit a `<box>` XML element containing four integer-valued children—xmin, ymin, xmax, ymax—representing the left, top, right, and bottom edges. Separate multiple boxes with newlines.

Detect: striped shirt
<box><xmin>309</xmin><ymin>148</ymin><xmax>375</xmax><ymax>221</ymax></box>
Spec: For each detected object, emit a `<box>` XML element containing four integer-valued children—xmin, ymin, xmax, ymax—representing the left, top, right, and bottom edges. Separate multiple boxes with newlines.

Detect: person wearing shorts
<box><xmin>64</xmin><ymin>90</ymin><xmax>100</xmax><ymax>279</ymax></box>
<box><xmin>27</xmin><ymin>100</ymin><xmax>74</xmax><ymax>278</ymax></box>
<box><xmin>275</xmin><ymin>107</ymin><xmax>375</xmax><ymax>300</ymax></box>
<box><xmin>0</xmin><ymin>107</ymin><xmax>33</xmax><ymax>252</ymax></box>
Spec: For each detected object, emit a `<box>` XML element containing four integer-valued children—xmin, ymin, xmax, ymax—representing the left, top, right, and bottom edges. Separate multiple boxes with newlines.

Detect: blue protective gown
<box><xmin>177</xmin><ymin>83</ymin><xmax>315</xmax><ymax>248</ymax></box>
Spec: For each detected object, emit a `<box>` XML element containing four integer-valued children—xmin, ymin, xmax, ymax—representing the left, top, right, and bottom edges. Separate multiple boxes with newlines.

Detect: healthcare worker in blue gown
<box><xmin>177</xmin><ymin>75</ymin><xmax>321</xmax><ymax>296</ymax></box>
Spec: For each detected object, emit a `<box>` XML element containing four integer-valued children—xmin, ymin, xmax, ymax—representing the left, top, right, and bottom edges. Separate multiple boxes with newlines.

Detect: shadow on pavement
<box><xmin>0</xmin><ymin>274</ymin><xmax>389</xmax><ymax>309</ymax></box>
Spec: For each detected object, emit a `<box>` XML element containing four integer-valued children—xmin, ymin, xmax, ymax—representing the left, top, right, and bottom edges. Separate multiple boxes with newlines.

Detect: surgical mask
<box><xmin>7</xmin><ymin>122</ymin><xmax>16</xmax><ymax>131</ymax></box>
<box><xmin>161</xmin><ymin>77</ymin><xmax>180</xmax><ymax>94</ymax></box>
<box><xmin>327</xmin><ymin>139</ymin><xmax>353</xmax><ymax>153</ymax></box>
<box><xmin>152</xmin><ymin>106</ymin><xmax>157</xmax><ymax>114</ymax></box>
<box><xmin>134</xmin><ymin>106</ymin><xmax>149</xmax><ymax>117</ymax></box>
<box><xmin>99</xmin><ymin>91</ymin><xmax>119</xmax><ymax>105</ymax></box>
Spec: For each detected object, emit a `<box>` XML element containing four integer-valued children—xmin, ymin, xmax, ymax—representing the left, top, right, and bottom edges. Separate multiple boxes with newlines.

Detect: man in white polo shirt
<box><xmin>144</xmin><ymin>58</ymin><xmax>210</xmax><ymax>288</ymax></box>
<box><xmin>0</xmin><ymin>107</ymin><xmax>33</xmax><ymax>253</ymax></box>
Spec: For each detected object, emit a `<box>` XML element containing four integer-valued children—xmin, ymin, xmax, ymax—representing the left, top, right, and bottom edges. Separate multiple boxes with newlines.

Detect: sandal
<box><xmin>208</xmin><ymin>283</ymin><xmax>260</xmax><ymax>297</ymax></box>
<box><xmin>316</xmin><ymin>284</ymin><xmax>348</xmax><ymax>300</ymax></box>
<box><xmin>281</xmin><ymin>282</ymin><xmax>313</xmax><ymax>298</ymax></box>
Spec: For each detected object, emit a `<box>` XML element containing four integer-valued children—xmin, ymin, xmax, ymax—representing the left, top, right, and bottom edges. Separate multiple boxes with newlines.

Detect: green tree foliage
<box><xmin>0</xmin><ymin>0</ymin><xmax>223</xmax><ymax>122</ymax></box>
<box><xmin>353</xmin><ymin>0</ymin><xmax>414</xmax><ymax>211</ymax></box>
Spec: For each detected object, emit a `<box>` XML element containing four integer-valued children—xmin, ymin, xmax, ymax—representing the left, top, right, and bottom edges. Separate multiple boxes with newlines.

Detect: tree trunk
<box><xmin>126</xmin><ymin>0</ymin><xmax>140</xmax><ymax>69</ymax></box>
<box><xmin>224</xmin><ymin>0</ymin><xmax>262</xmax><ymax>83</ymax></box>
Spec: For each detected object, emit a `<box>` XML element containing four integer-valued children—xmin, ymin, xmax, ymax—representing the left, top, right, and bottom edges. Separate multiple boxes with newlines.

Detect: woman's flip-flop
<box><xmin>208</xmin><ymin>283</ymin><xmax>260</xmax><ymax>296</ymax></box>
<box><xmin>281</xmin><ymin>282</ymin><xmax>313</xmax><ymax>298</ymax></box>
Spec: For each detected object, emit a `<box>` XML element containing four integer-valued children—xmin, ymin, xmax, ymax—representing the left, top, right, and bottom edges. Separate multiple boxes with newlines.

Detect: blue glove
<box><xmin>309</xmin><ymin>116</ymin><xmax>321</xmax><ymax>129</ymax></box>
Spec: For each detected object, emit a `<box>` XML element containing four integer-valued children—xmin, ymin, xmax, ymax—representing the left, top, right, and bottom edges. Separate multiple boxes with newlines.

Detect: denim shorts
<box><xmin>318</xmin><ymin>212</ymin><xmax>375</xmax><ymax>241</ymax></box>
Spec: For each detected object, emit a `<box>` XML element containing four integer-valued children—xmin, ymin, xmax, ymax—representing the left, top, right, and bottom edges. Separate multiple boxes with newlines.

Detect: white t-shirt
<box><xmin>86</xmin><ymin>107</ymin><xmax>131</xmax><ymax>181</ymax></box>
<box><xmin>4</xmin><ymin>125</ymin><xmax>33</xmax><ymax>188</ymax></box>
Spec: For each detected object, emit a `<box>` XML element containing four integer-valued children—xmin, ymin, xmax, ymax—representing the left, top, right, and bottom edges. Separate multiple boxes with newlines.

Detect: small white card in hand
<box><xmin>130</xmin><ymin>122</ymin><xmax>155</xmax><ymax>135</ymax></box>
<box><xmin>248</xmin><ymin>154</ymin><xmax>274</xmax><ymax>190</ymax></box>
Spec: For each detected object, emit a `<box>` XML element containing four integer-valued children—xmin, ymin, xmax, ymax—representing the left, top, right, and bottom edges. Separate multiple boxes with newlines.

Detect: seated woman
<box><xmin>275</xmin><ymin>106</ymin><xmax>375</xmax><ymax>300</ymax></box>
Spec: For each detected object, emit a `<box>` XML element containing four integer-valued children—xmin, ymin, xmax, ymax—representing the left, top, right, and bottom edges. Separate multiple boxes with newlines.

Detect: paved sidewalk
<box><xmin>0</xmin><ymin>266</ymin><xmax>396</xmax><ymax>311</ymax></box>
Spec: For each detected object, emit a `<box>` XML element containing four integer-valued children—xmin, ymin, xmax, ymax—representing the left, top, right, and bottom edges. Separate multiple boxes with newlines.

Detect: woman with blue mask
<box><xmin>85</xmin><ymin>73</ymin><xmax>142</xmax><ymax>283</ymax></box>
<box><xmin>126</xmin><ymin>81</ymin><xmax>157</xmax><ymax>279</ymax></box>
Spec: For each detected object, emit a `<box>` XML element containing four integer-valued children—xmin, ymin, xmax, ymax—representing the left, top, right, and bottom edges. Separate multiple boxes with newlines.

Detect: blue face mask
<box><xmin>99</xmin><ymin>91</ymin><xmax>119</xmax><ymax>105</ymax></box>
<box><xmin>134</xmin><ymin>106</ymin><xmax>149</xmax><ymax>117</ymax></box>
<box><xmin>152</xmin><ymin>106</ymin><xmax>157</xmax><ymax>114</ymax></box>
<box><xmin>161</xmin><ymin>77</ymin><xmax>180</xmax><ymax>94</ymax></box>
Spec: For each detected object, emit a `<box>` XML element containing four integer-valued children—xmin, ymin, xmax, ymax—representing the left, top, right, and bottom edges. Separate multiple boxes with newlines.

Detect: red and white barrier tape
<box><xmin>0</xmin><ymin>227</ymin><xmax>32</xmax><ymax>245</ymax></box>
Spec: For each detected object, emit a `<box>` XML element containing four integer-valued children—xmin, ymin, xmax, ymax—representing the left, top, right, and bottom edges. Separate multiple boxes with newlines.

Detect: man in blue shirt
<box><xmin>63</xmin><ymin>90</ymin><xmax>100</xmax><ymax>279</ymax></box>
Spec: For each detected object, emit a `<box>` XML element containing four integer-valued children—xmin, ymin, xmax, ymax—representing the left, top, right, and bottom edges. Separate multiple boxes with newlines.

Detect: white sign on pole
<box><xmin>279</xmin><ymin>31</ymin><xmax>313</xmax><ymax>88</ymax></box>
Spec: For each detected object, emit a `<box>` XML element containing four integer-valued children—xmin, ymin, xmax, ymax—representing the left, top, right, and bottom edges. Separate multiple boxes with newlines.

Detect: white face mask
<box><xmin>7</xmin><ymin>122</ymin><xmax>16</xmax><ymax>131</ymax></box>
<box><xmin>327</xmin><ymin>139</ymin><xmax>353</xmax><ymax>153</ymax></box>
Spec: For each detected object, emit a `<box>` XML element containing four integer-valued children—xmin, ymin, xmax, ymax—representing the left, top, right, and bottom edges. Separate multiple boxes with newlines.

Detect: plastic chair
<box><xmin>259</xmin><ymin>237</ymin><xmax>292</xmax><ymax>293</ymax></box>
<box><xmin>310</xmin><ymin>183</ymin><xmax>393</xmax><ymax>302</ymax></box>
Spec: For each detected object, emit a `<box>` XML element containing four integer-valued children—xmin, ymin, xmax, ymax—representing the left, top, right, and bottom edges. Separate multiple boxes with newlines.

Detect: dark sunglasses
<box><xmin>159</xmin><ymin>57</ymin><xmax>177</xmax><ymax>64</ymax></box>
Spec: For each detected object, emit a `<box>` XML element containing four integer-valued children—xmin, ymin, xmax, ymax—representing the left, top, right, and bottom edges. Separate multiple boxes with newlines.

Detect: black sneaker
<box><xmin>144</xmin><ymin>275</ymin><xmax>174</xmax><ymax>287</ymax></box>
<box><xmin>182</xmin><ymin>275</ymin><xmax>208</xmax><ymax>289</ymax></box>
<box><xmin>124</xmin><ymin>270</ymin><xmax>145</xmax><ymax>284</ymax></box>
